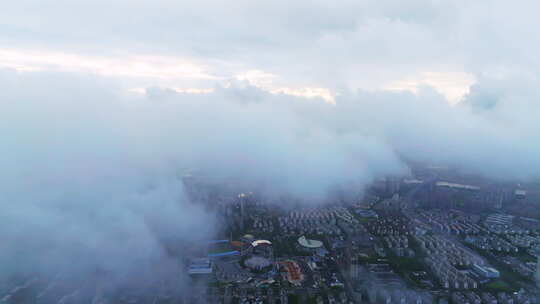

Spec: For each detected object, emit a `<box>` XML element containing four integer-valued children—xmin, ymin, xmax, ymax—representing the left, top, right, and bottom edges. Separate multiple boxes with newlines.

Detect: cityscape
<box><xmin>175</xmin><ymin>165</ymin><xmax>540</xmax><ymax>304</ymax></box>
<box><xmin>4</xmin><ymin>163</ymin><xmax>540</xmax><ymax>304</ymax></box>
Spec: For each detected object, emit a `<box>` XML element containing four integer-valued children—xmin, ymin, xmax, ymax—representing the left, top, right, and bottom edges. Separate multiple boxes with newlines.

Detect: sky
<box><xmin>2</xmin><ymin>0</ymin><xmax>540</xmax><ymax>298</ymax></box>
<box><xmin>1</xmin><ymin>1</ymin><xmax>539</xmax><ymax>104</ymax></box>
<box><xmin>4</xmin><ymin>0</ymin><xmax>535</xmax><ymax>103</ymax></box>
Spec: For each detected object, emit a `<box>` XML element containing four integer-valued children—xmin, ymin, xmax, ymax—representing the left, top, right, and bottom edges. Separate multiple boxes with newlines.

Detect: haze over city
<box><xmin>2</xmin><ymin>1</ymin><xmax>540</xmax><ymax>303</ymax></box>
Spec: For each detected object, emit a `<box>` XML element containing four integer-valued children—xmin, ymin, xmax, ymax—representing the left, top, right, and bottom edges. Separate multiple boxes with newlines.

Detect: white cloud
<box><xmin>385</xmin><ymin>71</ymin><xmax>476</xmax><ymax>104</ymax></box>
<box><xmin>0</xmin><ymin>48</ymin><xmax>219</xmax><ymax>80</ymax></box>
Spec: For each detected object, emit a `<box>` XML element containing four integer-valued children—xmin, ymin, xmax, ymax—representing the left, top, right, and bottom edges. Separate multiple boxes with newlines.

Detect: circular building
<box><xmin>241</xmin><ymin>239</ymin><xmax>274</xmax><ymax>273</ymax></box>
<box><xmin>244</xmin><ymin>256</ymin><xmax>273</xmax><ymax>272</ymax></box>
<box><xmin>298</xmin><ymin>236</ymin><xmax>323</xmax><ymax>249</ymax></box>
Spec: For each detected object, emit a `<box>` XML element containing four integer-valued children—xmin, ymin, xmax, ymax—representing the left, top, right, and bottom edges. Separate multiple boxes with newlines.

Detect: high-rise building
<box><xmin>238</xmin><ymin>193</ymin><xmax>247</xmax><ymax>232</ymax></box>
<box><xmin>535</xmin><ymin>256</ymin><xmax>540</xmax><ymax>287</ymax></box>
<box><xmin>515</xmin><ymin>189</ymin><xmax>527</xmax><ymax>200</ymax></box>
<box><xmin>385</xmin><ymin>176</ymin><xmax>401</xmax><ymax>196</ymax></box>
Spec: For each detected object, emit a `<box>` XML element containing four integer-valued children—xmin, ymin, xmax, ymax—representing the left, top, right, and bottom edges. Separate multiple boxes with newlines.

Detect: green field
<box><xmin>484</xmin><ymin>279</ymin><xmax>513</xmax><ymax>292</ymax></box>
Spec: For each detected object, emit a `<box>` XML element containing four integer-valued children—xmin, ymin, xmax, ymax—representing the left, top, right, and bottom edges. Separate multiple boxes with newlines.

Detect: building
<box><xmin>297</xmin><ymin>236</ymin><xmax>323</xmax><ymax>249</ymax></box>
<box><xmin>242</xmin><ymin>239</ymin><xmax>274</xmax><ymax>273</ymax></box>
<box><xmin>207</xmin><ymin>239</ymin><xmax>241</xmax><ymax>258</ymax></box>
<box><xmin>280</xmin><ymin>260</ymin><xmax>304</xmax><ymax>286</ymax></box>
<box><xmin>188</xmin><ymin>258</ymin><xmax>213</xmax><ymax>275</ymax></box>
<box><xmin>515</xmin><ymin>189</ymin><xmax>527</xmax><ymax>199</ymax></box>
<box><xmin>436</xmin><ymin>181</ymin><xmax>480</xmax><ymax>191</ymax></box>
<box><xmin>535</xmin><ymin>256</ymin><xmax>540</xmax><ymax>287</ymax></box>
<box><xmin>473</xmin><ymin>264</ymin><xmax>500</xmax><ymax>279</ymax></box>
<box><xmin>485</xmin><ymin>213</ymin><xmax>514</xmax><ymax>226</ymax></box>
<box><xmin>386</xmin><ymin>176</ymin><xmax>402</xmax><ymax>196</ymax></box>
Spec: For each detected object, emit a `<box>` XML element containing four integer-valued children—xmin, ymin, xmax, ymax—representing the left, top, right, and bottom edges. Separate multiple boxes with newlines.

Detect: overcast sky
<box><xmin>2</xmin><ymin>0</ymin><xmax>539</xmax><ymax>104</ymax></box>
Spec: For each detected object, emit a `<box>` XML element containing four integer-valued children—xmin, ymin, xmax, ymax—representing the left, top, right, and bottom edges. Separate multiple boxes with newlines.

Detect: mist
<box><xmin>1</xmin><ymin>64</ymin><xmax>540</xmax><ymax>297</ymax></box>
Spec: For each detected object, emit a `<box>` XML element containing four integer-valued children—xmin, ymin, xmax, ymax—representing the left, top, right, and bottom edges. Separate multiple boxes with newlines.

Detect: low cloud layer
<box><xmin>2</xmin><ymin>62</ymin><xmax>540</xmax><ymax>295</ymax></box>
<box><xmin>0</xmin><ymin>70</ymin><xmax>217</xmax><ymax>295</ymax></box>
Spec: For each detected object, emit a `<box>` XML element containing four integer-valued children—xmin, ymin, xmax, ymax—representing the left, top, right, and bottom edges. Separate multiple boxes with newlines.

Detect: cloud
<box><xmin>385</xmin><ymin>71</ymin><xmax>476</xmax><ymax>104</ymax></box>
<box><xmin>0</xmin><ymin>68</ymin><xmax>401</xmax><ymax>297</ymax></box>
<box><xmin>0</xmin><ymin>0</ymin><xmax>474</xmax><ymax>102</ymax></box>
<box><xmin>2</xmin><ymin>0</ymin><xmax>540</xmax><ymax>299</ymax></box>
<box><xmin>3</xmin><ymin>0</ymin><xmax>535</xmax><ymax>105</ymax></box>
<box><xmin>0</xmin><ymin>70</ymin><xmax>216</xmax><ymax>296</ymax></box>
<box><xmin>1</xmin><ymin>54</ymin><xmax>540</xmax><ymax>296</ymax></box>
